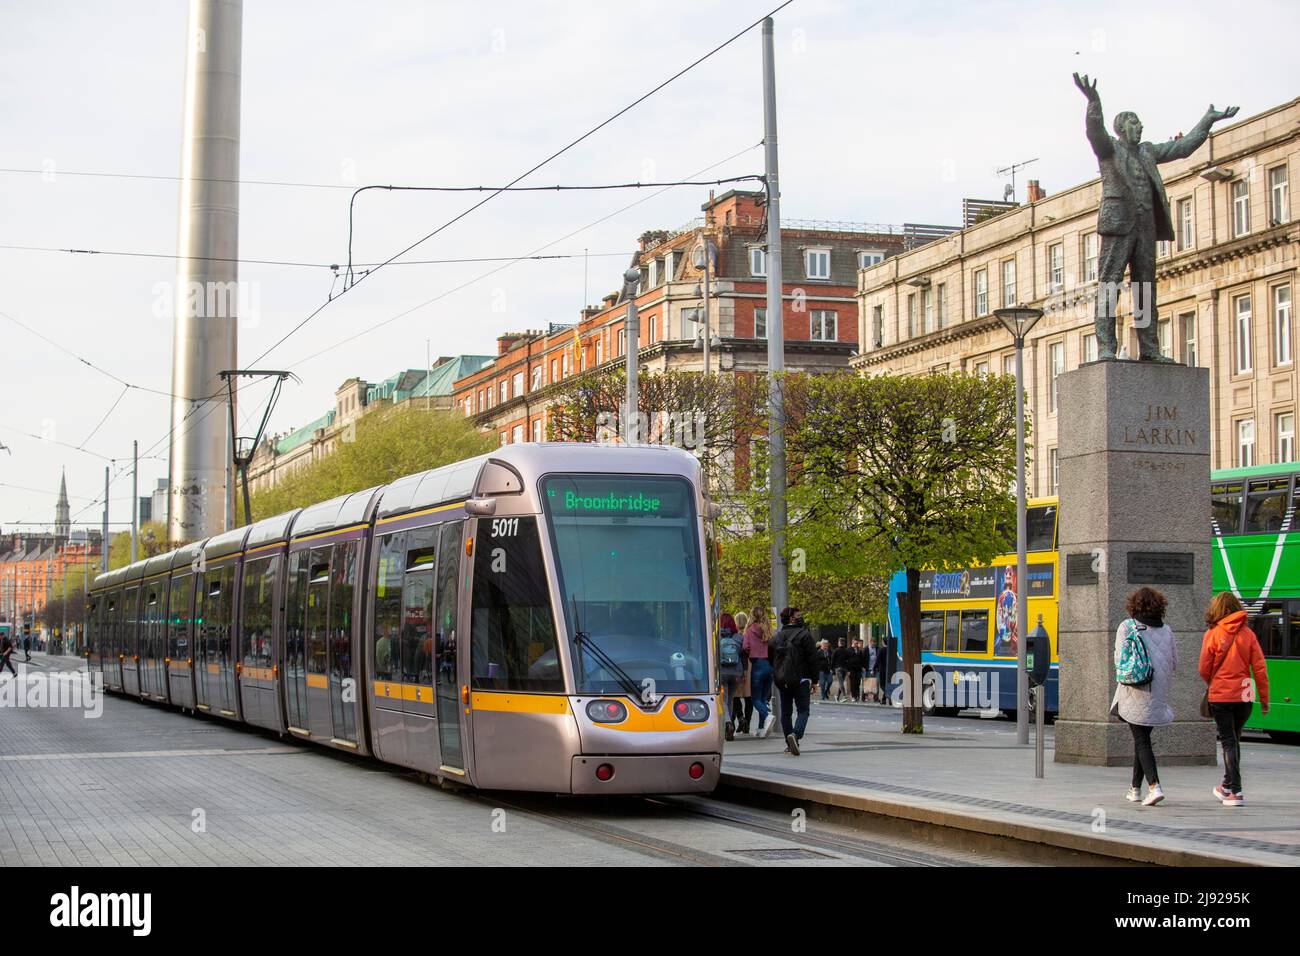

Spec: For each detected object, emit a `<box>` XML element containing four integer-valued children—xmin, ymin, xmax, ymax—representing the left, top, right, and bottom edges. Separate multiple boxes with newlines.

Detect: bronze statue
<box><xmin>1073</xmin><ymin>73</ymin><xmax>1238</xmax><ymax>361</ymax></box>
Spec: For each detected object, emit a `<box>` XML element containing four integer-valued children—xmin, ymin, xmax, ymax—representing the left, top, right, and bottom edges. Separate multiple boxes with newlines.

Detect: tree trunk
<box><xmin>900</xmin><ymin>566</ymin><xmax>924</xmax><ymax>734</ymax></box>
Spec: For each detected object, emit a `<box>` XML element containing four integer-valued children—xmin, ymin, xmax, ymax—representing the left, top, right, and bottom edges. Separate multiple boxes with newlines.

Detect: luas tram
<box><xmin>86</xmin><ymin>444</ymin><xmax>722</xmax><ymax>793</ymax></box>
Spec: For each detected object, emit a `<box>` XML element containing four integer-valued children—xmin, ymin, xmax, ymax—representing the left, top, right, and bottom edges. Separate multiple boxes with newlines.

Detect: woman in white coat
<box><xmin>1111</xmin><ymin>587</ymin><xmax>1177</xmax><ymax>806</ymax></box>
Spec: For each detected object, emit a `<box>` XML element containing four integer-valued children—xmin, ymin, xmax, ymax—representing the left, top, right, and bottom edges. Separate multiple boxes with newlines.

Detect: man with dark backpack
<box><xmin>769</xmin><ymin>608</ymin><xmax>818</xmax><ymax>755</ymax></box>
<box><xmin>717</xmin><ymin>613</ymin><xmax>747</xmax><ymax>742</ymax></box>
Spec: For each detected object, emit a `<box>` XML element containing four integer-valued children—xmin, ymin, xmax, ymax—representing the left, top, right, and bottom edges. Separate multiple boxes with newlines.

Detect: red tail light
<box><xmin>595</xmin><ymin>763</ymin><xmax>615</xmax><ymax>781</ymax></box>
<box><xmin>688</xmin><ymin>762</ymin><xmax>705</xmax><ymax>779</ymax></box>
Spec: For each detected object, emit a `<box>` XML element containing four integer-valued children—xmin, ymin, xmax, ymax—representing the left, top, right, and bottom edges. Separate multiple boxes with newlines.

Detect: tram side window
<box><xmin>401</xmin><ymin>528</ymin><xmax>438</xmax><ymax>685</ymax></box>
<box><xmin>1244</xmin><ymin>479</ymin><xmax>1290</xmax><ymax>534</ymax></box>
<box><xmin>241</xmin><ymin>556</ymin><xmax>277</xmax><ymax>669</ymax></box>
<box><xmin>470</xmin><ymin>516</ymin><xmax>563</xmax><ymax>692</ymax></box>
<box><xmin>331</xmin><ymin>541</ymin><xmax>358</xmax><ymax>682</ymax></box>
<box><xmin>167</xmin><ymin>574</ymin><xmax>192</xmax><ymax>660</ymax></box>
<box><xmin>373</xmin><ymin>532</ymin><xmax>405</xmax><ymax>682</ymax></box>
<box><xmin>959</xmin><ymin>610</ymin><xmax>989</xmax><ymax>653</ymax></box>
<box><xmin>87</xmin><ymin>597</ymin><xmax>100</xmax><ymax>655</ymax></box>
<box><xmin>919</xmin><ymin>611</ymin><xmax>944</xmax><ymax>652</ymax></box>
<box><xmin>285</xmin><ymin>552</ymin><xmax>307</xmax><ymax>675</ymax></box>
<box><xmin>1211</xmin><ymin>482</ymin><xmax>1244</xmax><ymax>535</ymax></box>
<box><xmin>436</xmin><ymin>520</ymin><xmax>465</xmax><ymax>674</ymax></box>
<box><xmin>145</xmin><ymin>589</ymin><xmax>161</xmax><ymax>660</ymax></box>
<box><xmin>122</xmin><ymin>587</ymin><xmax>139</xmax><ymax>657</ymax></box>
<box><xmin>1027</xmin><ymin>505</ymin><xmax>1057</xmax><ymax>552</ymax></box>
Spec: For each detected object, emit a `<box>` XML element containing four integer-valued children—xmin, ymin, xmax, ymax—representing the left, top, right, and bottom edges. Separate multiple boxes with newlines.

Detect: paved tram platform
<box><xmin>720</xmin><ymin>700</ymin><xmax>1300</xmax><ymax>867</ymax></box>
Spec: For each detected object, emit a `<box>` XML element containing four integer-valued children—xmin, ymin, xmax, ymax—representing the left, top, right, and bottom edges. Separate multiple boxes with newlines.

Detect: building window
<box><xmin>922</xmin><ymin>288</ymin><xmax>933</xmax><ymax>334</ymax></box>
<box><xmin>858</xmin><ymin>250</ymin><xmax>885</xmax><ymax>269</ymax></box>
<box><xmin>1049</xmin><ymin>447</ymin><xmax>1059</xmax><ymax>495</ymax></box>
<box><xmin>1278</xmin><ymin>413</ymin><xmax>1296</xmax><ymax>463</ymax></box>
<box><xmin>749</xmin><ymin>246</ymin><xmax>766</xmax><ymax>277</ymax></box>
<box><xmin>1002</xmin><ymin>353</ymin><xmax>1015</xmax><ymax>377</ymax></box>
<box><xmin>1049</xmin><ymin>342</ymin><xmax>1064</xmax><ymax>413</ymax></box>
<box><xmin>500</xmin><ymin>432</ymin><xmax>508</xmax><ymax>447</ymax></box>
<box><xmin>974</xmin><ymin>360</ymin><xmax>990</xmax><ymax>376</ymax></box>
<box><xmin>1181</xmin><ymin>311</ymin><xmax>1198</xmax><ymax>367</ymax></box>
<box><xmin>464</xmin><ymin>397</ymin><xmax>472</xmax><ymax>416</ymax></box>
<box><xmin>754</xmin><ymin>307</ymin><xmax>767</xmax><ymax>339</ymax></box>
<box><xmin>975</xmin><ymin>269</ymin><xmax>988</xmax><ymax>317</ymax></box>
<box><xmin>936</xmin><ymin>283</ymin><xmax>947</xmax><ymax>329</ymax></box>
<box><xmin>648</xmin><ymin>259</ymin><xmax>659</xmax><ymax>286</ymax></box>
<box><xmin>562</xmin><ymin>351</ymin><xmax>571</xmax><ymax>376</ymax></box>
<box><xmin>1082</xmin><ymin>232</ymin><xmax>1098</xmax><ymax>284</ymax></box>
<box><xmin>1083</xmin><ymin>332</ymin><xmax>1098</xmax><ymax>364</ymax></box>
<box><xmin>1234</xmin><ymin>294</ymin><xmax>1253</xmax><ymax>373</ymax></box>
<box><xmin>1238</xmin><ymin>419</ymin><xmax>1255</xmax><ymax>468</ymax></box>
<box><xmin>1275</xmin><ymin>285</ymin><xmax>1292</xmax><ymax>366</ymax></box>
<box><xmin>1269</xmin><ymin>165</ymin><xmax>1289</xmax><ymax>225</ymax></box>
<box><xmin>906</xmin><ymin>293</ymin><xmax>917</xmax><ymax>338</ymax></box>
<box><xmin>511</xmin><ymin>425</ymin><xmax>523</xmax><ymax>445</ymax></box>
<box><xmin>871</xmin><ymin>305</ymin><xmax>883</xmax><ymax>349</ymax></box>
<box><xmin>512</xmin><ymin>372</ymin><xmax>524</xmax><ymax>398</ymax></box>
<box><xmin>1158</xmin><ymin>317</ymin><xmax>1172</xmax><ymax>359</ymax></box>
<box><xmin>595</xmin><ymin>339</ymin><xmax>603</xmax><ymax>365</ymax></box>
<box><xmin>1002</xmin><ymin>259</ymin><xmax>1016</xmax><ymax>308</ymax></box>
<box><xmin>532</xmin><ymin>419</ymin><xmax>542</xmax><ymax>443</ymax></box>
<box><xmin>811</xmin><ymin>309</ymin><xmax>837</xmax><ymax>341</ymax></box>
<box><xmin>805</xmin><ymin>248</ymin><xmax>830</xmax><ymax>280</ymax></box>
<box><xmin>1232</xmin><ymin>180</ymin><xmax>1250</xmax><ymax>237</ymax></box>
<box><xmin>550</xmin><ymin>358</ymin><xmax>558</xmax><ymax>382</ymax></box>
<box><xmin>499</xmin><ymin>381</ymin><xmax>508</xmax><ymax>404</ymax></box>
<box><xmin>1049</xmin><ymin>243</ymin><xmax>1064</xmax><ymax>292</ymax></box>
<box><xmin>531</xmin><ymin>366</ymin><xmax>543</xmax><ymax>390</ymax></box>
<box><xmin>1177</xmin><ymin>198</ymin><xmax>1194</xmax><ymax>251</ymax></box>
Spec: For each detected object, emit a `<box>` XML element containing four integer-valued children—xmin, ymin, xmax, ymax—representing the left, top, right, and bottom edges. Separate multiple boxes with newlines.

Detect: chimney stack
<box><xmin>1026</xmin><ymin>179</ymin><xmax>1046</xmax><ymax>203</ymax></box>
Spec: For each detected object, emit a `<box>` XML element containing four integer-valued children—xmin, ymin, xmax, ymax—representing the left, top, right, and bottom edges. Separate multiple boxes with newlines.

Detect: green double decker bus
<box><xmin>1211</xmin><ymin>462</ymin><xmax>1300</xmax><ymax>738</ymax></box>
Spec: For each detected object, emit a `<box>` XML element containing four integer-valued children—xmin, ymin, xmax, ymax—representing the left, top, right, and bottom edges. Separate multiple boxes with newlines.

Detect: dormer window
<box><xmin>805</xmin><ymin>248</ymin><xmax>831</xmax><ymax>280</ymax></box>
<box><xmin>858</xmin><ymin>250</ymin><xmax>885</xmax><ymax>269</ymax></box>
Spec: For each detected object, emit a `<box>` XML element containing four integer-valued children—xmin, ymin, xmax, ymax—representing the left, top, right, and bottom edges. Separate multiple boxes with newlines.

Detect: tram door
<box><xmin>328</xmin><ymin>542</ymin><xmax>358</xmax><ymax>744</ymax></box>
<box><xmin>120</xmin><ymin>585</ymin><xmax>140</xmax><ymax>696</ymax></box>
<box><xmin>197</xmin><ymin>564</ymin><xmax>238</xmax><ymax>716</ymax></box>
<box><xmin>433</xmin><ymin>520</ymin><xmax>466</xmax><ymax>771</ymax></box>
<box><xmin>284</xmin><ymin>551</ymin><xmax>308</xmax><ymax>733</ymax></box>
<box><xmin>400</xmin><ymin>528</ymin><xmax>438</xmax><ymax>769</ymax></box>
<box><xmin>303</xmin><ymin>547</ymin><xmax>334</xmax><ymax>739</ymax></box>
<box><xmin>140</xmin><ymin>583</ymin><xmax>165</xmax><ymax>700</ymax></box>
<box><xmin>103</xmin><ymin>591</ymin><xmax>122</xmax><ymax>691</ymax></box>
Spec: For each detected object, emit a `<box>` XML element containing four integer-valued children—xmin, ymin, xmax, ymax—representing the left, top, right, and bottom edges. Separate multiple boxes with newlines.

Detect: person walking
<box><xmin>743</xmin><ymin>607</ymin><xmax>776</xmax><ymax>738</ymax></box>
<box><xmin>847</xmin><ymin>638</ymin><xmax>865</xmax><ymax>702</ymax></box>
<box><xmin>873</xmin><ymin>635</ymin><xmax>889</xmax><ymax>703</ymax></box>
<box><xmin>831</xmin><ymin>636</ymin><xmax>850</xmax><ymax>702</ymax></box>
<box><xmin>770</xmin><ymin>608</ymin><xmax>818</xmax><ymax>756</ymax></box>
<box><xmin>1199</xmin><ymin>592</ymin><xmax>1270</xmax><ymax>807</ymax></box>
<box><xmin>1111</xmin><ymin>587</ymin><xmax>1177</xmax><ymax>807</ymax></box>
<box><xmin>718</xmin><ymin>613</ymin><xmax>745</xmax><ymax>742</ymax></box>
<box><xmin>815</xmin><ymin>639</ymin><xmax>833</xmax><ymax>701</ymax></box>
<box><xmin>21</xmin><ymin>626</ymin><xmax>33</xmax><ymax>663</ymax></box>
<box><xmin>0</xmin><ymin>631</ymin><xmax>17</xmax><ymax>679</ymax></box>
<box><xmin>732</xmin><ymin>612</ymin><xmax>754</xmax><ymax>734</ymax></box>
<box><xmin>865</xmin><ymin>637</ymin><xmax>880</xmax><ymax>703</ymax></box>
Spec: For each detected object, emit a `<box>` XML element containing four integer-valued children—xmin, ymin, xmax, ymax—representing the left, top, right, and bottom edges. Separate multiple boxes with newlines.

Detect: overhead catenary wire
<box><xmin>249</xmin><ymin>0</ymin><xmax>794</xmax><ymax>368</ymax></box>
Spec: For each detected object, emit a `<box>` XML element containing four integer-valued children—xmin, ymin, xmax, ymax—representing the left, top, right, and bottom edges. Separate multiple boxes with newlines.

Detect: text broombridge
<box><xmin>1124</xmin><ymin>404</ymin><xmax>1197</xmax><ymax>447</ymax></box>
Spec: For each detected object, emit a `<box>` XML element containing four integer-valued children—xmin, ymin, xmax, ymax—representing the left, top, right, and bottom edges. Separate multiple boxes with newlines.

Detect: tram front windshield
<box><xmin>542</xmin><ymin>474</ymin><xmax>708</xmax><ymax>695</ymax></box>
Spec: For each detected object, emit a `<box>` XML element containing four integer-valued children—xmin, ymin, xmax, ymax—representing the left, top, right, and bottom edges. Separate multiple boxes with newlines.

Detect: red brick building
<box><xmin>453</xmin><ymin>190</ymin><xmax>953</xmax><ymax>444</ymax></box>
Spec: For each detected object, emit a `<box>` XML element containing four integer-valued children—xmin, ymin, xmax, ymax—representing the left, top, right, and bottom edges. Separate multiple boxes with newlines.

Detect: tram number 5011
<box><xmin>490</xmin><ymin>518</ymin><xmax>520</xmax><ymax>538</ymax></box>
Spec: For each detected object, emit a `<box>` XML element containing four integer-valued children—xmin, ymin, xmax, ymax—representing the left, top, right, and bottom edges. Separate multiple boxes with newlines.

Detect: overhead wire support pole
<box><xmin>219</xmin><ymin>370</ymin><xmax>299</xmax><ymax>528</ymax></box>
<box><xmin>762</xmin><ymin>16</ymin><xmax>787</xmax><ymax>615</ymax></box>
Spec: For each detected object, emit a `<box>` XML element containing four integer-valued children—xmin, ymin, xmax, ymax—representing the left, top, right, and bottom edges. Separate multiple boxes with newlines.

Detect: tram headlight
<box><xmin>673</xmin><ymin>699</ymin><xmax>709</xmax><ymax>723</ymax></box>
<box><xmin>586</xmin><ymin>699</ymin><xmax>628</xmax><ymax>723</ymax></box>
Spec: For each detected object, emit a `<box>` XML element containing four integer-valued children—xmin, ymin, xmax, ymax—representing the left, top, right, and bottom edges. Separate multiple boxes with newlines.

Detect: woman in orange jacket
<box><xmin>1198</xmin><ymin>593</ymin><xmax>1270</xmax><ymax>807</ymax></box>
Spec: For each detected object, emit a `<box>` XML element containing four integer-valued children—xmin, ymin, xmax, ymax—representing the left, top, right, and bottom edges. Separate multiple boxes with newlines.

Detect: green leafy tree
<box><xmin>109</xmin><ymin>520</ymin><xmax>170</xmax><ymax>570</ymax></box>
<box><xmin>247</xmin><ymin>407</ymin><xmax>495</xmax><ymax>521</ymax></box>
<box><xmin>785</xmin><ymin>371</ymin><xmax>1020</xmax><ymax>733</ymax></box>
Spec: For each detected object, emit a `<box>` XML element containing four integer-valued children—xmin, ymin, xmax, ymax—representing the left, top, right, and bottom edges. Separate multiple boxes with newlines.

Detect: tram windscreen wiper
<box><xmin>570</xmin><ymin>593</ymin><xmax>646</xmax><ymax>701</ymax></box>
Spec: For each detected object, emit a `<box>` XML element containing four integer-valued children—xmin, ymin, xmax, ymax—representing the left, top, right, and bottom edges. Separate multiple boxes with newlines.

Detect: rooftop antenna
<box><xmin>996</xmin><ymin>157</ymin><xmax>1039</xmax><ymax>203</ymax></box>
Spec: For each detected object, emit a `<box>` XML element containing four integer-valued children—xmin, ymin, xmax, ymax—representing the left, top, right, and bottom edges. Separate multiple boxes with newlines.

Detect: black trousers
<box><xmin>1210</xmin><ymin>701</ymin><xmax>1254</xmax><ymax>792</ymax></box>
<box><xmin>0</xmin><ymin>655</ymin><xmax>16</xmax><ymax>677</ymax></box>
<box><xmin>1129</xmin><ymin>722</ymin><xmax>1159</xmax><ymax>788</ymax></box>
<box><xmin>731</xmin><ymin>694</ymin><xmax>753</xmax><ymax>730</ymax></box>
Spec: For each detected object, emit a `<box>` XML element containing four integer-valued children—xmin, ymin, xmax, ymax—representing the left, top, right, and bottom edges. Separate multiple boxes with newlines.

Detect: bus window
<box><xmin>1251</xmin><ymin>603</ymin><xmax>1288</xmax><ymax>658</ymax></box>
<box><xmin>1244</xmin><ymin>479</ymin><xmax>1289</xmax><ymax>534</ymax></box>
<box><xmin>1210</xmin><ymin>482</ymin><xmax>1244</xmax><ymax>534</ymax></box>
<box><xmin>920</xmin><ymin>611</ymin><xmax>944</xmax><ymax>652</ymax></box>
<box><xmin>960</xmin><ymin>610</ymin><xmax>989</xmax><ymax>653</ymax></box>
<box><xmin>1027</xmin><ymin>506</ymin><xmax>1057</xmax><ymax>552</ymax></box>
<box><xmin>944</xmin><ymin>610</ymin><xmax>960</xmax><ymax>653</ymax></box>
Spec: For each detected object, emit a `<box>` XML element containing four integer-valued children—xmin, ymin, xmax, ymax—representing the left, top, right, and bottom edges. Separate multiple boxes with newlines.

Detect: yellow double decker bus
<box><xmin>885</xmin><ymin>498</ymin><xmax>1059</xmax><ymax>718</ymax></box>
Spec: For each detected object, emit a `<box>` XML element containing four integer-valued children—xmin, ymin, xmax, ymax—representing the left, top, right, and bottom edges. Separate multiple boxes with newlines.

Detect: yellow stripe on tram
<box><xmin>470</xmin><ymin>692</ymin><xmax>570</xmax><ymax>715</ymax></box>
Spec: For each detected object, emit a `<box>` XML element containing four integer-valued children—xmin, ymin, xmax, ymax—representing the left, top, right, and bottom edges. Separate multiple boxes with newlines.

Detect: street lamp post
<box><xmin>622</xmin><ymin>268</ymin><xmax>642</xmax><ymax>445</ymax></box>
<box><xmin>693</xmin><ymin>239</ymin><xmax>720</xmax><ymax>374</ymax></box>
<box><xmin>995</xmin><ymin>306</ymin><xmax>1043</xmax><ymax>747</ymax></box>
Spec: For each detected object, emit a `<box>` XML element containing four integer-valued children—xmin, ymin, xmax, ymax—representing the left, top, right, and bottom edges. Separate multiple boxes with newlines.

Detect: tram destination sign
<box><xmin>544</xmin><ymin>478</ymin><xmax>690</xmax><ymax>518</ymax></box>
<box><xmin>1126</xmin><ymin>551</ymin><xmax>1195</xmax><ymax>585</ymax></box>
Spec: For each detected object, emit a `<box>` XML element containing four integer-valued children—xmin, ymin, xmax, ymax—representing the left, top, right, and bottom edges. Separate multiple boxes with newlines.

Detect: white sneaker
<box><xmin>759</xmin><ymin>715</ymin><xmax>776</xmax><ymax>739</ymax></box>
<box><xmin>1142</xmin><ymin>784</ymin><xmax>1165</xmax><ymax>807</ymax></box>
<box><xmin>1125</xmin><ymin>787</ymin><xmax>1140</xmax><ymax>802</ymax></box>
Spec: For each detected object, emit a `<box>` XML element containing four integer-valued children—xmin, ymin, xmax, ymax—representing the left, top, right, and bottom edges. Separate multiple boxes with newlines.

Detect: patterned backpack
<box><xmin>1115</xmin><ymin>619</ymin><xmax>1154</xmax><ymax>687</ymax></box>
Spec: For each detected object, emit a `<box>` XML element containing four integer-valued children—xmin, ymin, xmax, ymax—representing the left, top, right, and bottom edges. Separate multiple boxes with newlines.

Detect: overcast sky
<box><xmin>1</xmin><ymin>0</ymin><xmax>1293</xmax><ymax>534</ymax></box>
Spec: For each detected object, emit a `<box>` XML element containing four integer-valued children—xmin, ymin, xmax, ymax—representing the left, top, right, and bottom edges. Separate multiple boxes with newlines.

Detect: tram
<box><xmin>86</xmin><ymin>444</ymin><xmax>723</xmax><ymax>793</ymax></box>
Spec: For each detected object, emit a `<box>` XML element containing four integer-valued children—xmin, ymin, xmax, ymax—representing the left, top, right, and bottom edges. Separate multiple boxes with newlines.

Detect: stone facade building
<box><xmin>454</xmin><ymin>189</ymin><xmax>955</xmax><ymax>445</ymax></box>
<box><xmin>853</xmin><ymin>97</ymin><xmax>1298</xmax><ymax>494</ymax></box>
